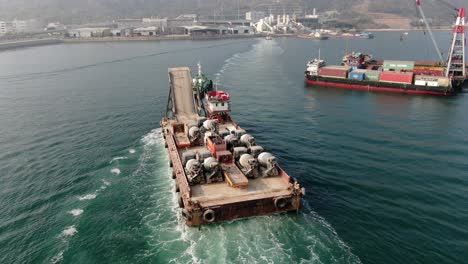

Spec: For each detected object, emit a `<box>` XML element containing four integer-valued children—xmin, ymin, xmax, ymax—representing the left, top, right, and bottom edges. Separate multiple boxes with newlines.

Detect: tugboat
<box><xmin>192</xmin><ymin>62</ymin><xmax>213</xmax><ymax>96</ymax></box>
<box><xmin>359</xmin><ymin>32</ymin><xmax>374</xmax><ymax>39</ymax></box>
<box><xmin>161</xmin><ymin>64</ymin><xmax>305</xmax><ymax>226</ymax></box>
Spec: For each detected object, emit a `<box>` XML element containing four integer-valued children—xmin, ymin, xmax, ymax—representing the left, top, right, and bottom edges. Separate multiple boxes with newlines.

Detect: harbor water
<box><xmin>0</xmin><ymin>32</ymin><xmax>467</xmax><ymax>264</ymax></box>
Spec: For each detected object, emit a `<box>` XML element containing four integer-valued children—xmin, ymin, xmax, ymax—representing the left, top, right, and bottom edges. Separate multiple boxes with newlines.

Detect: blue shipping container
<box><xmin>348</xmin><ymin>71</ymin><xmax>365</xmax><ymax>81</ymax></box>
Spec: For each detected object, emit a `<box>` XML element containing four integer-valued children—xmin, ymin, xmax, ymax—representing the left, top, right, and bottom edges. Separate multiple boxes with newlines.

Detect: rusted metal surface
<box><xmin>163</xmin><ymin>123</ymin><xmax>191</xmax><ymax>199</ymax></box>
<box><xmin>162</xmin><ymin>119</ymin><xmax>305</xmax><ymax>226</ymax></box>
<box><xmin>220</xmin><ymin>163</ymin><xmax>249</xmax><ymax>188</ymax></box>
<box><xmin>162</xmin><ymin>67</ymin><xmax>305</xmax><ymax>226</ymax></box>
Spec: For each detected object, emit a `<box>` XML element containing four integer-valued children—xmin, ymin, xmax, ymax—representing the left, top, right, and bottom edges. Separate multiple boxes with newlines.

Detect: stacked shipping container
<box><xmin>364</xmin><ymin>70</ymin><xmax>381</xmax><ymax>81</ymax></box>
<box><xmin>317</xmin><ymin>60</ymin><xmax>450</xmax><ymax>88</ymax></box>
<box><xmin>383</xmin><ymin>60</ymin><xmax>415</xmax><ymax>71</ymax></box>
<box><xmin>319</xmin><ymin>66</ymin><xmax>351</xmax><ymax>78</ymax></box>
<box><xmin>348</xmin><ymin>69</ymin><xmax>366</xmax><ymax>80</ymax></box>
<box><xmin>379</xmin><ymin>72</ymin><xmax>414</xmax><ymax>84</ymax></box>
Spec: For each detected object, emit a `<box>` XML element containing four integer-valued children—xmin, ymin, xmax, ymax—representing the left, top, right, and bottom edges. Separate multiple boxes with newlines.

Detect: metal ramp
<box><xmin>166</xmin><ymin>67</ymin><xmax>198</xmax><ymax>123</ymax></box>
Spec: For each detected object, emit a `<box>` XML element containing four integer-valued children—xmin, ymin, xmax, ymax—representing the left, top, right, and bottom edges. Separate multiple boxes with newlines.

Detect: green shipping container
<box><xmin>364</xmin><ymin>70</ymin><xmax>381</xmax><ymax>81</ymax></box>
<box><xmin>383</xmin><ymin>60</ymin><xmax>415</xmax><ymax>71</ymax></box>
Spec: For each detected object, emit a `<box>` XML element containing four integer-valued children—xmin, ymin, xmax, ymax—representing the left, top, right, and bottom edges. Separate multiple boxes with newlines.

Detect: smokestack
<box><xmin>313</xmin><ymin>8</ymin><xmax>316</xmax><ymax>16</ymax></box>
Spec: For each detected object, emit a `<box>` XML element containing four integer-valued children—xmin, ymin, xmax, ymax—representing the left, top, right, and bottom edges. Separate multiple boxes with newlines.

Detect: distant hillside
<box><xmin>0</xmin><ymin>0</ymin><xmax>465</xmax><ymax>25</ymax></box>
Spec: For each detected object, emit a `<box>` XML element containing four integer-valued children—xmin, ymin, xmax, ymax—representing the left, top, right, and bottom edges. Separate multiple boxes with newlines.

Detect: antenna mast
<box><xmin>197</xmin><ymin>61</ymin><xmax>202</xmax><ymax>76</ymax></box>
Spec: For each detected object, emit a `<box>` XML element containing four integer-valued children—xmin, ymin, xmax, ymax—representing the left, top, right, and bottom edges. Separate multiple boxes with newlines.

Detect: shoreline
<box><xmin>0</xmin><ymin>28</ymin><xmax>455</xmax><ymax>51</ymax></box>
<box><xmin>363</xmin><ymin>28</ymin><xmax>452</xmax><ymax>32</ymax></box>
<box><xmin>63</xmin><ymin>34</ymin><xmax>284</xmax><ymax>44</ymax></box>
<box><xmin>0</xmin><ymin>38</ymin><xmax>63</xmax><ymax>51</ymax></box>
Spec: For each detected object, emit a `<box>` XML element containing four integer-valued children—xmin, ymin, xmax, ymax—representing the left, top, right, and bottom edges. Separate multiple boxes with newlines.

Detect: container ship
<box><xmin>160</xmin><ymin>64</ymin><xmax>305</xmax><ymax>226</ymax></box>
<box><xmin>305</xmin><ymin>2</ymin><xmax>466</xmax><ymax>96</ymax></box>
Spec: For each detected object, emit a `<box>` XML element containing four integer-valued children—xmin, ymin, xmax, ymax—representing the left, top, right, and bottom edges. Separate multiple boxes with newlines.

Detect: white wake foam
<box><xmin>141</xmin><ymin>128</ymin><xmax>162</xmax><ymax>146</ymax></box>
<box><xmin>61</xmin><ymin>226</ymin><xmax>77</xmax><ymax>237</ymax></box>
<box><xmin>129</xmin><ymin>149</ymin><xmax>136</xmax><ymax>154</ymax></box>
<box><xmin>110</xmin><ymin>156</ymin><xmax>128</xmax><ymax>163</ymax></box>
<box><xmin>69</xmin><ymin>209</ymin><xmax>84</xmax><ymax>216</ymax></box>
<box><xmin>50</xmin><ymin>251</ymin><xmax>63</xmax><ymax>264</ymax></box>
<box><xmin>78</xmin><ymin>193</ymin><xmax>96</xmax><ymax>201</ymax></box>
<box><xmin>100</xmin><ymin>179</ymin><xmax>111</xmax><ymax>190</ymax></box>
<box><xmin>110</xmin><ymin>168</ymin><xmax>121</xmax><ymax>175</ymax></box>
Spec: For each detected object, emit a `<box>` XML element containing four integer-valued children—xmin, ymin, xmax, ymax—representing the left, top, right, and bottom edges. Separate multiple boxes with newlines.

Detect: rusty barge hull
<box><xmin>161</xmin><ymin>67</ymin><xmax>304</xmax><ymax>226</ymax></box>
<box><xmin>161</xmin><ymin>120</ymin><xmax>303</xmax><ymax>226</ymax></box>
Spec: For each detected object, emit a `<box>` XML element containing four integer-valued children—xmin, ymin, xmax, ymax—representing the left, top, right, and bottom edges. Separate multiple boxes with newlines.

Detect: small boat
<box><xmin>315</xmin><ymin>32</ymin><xmax>329</xmax><ymax>40</ymax></box>
<box><xmin>359</xmin><ymin>32</ymin><xmax>374</xmax><ymax>39</ymax></box>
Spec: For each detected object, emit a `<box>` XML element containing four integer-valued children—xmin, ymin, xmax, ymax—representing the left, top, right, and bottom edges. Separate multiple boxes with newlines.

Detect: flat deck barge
<box><xmin>161</xmin><ymin>66</ymin><xmax>304</xmax><ymax>226</ymax></box>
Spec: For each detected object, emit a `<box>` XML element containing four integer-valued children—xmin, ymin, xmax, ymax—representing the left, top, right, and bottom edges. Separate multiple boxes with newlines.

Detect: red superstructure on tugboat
<box><xmin>161</xmin><ymin>64</ymin><xmax>304</xmax><ymax>226</ymax></box>
<box><xmin>305</xmin><ymin>1</ymin><xmax>466</xmax><ymax>96</ymax></box>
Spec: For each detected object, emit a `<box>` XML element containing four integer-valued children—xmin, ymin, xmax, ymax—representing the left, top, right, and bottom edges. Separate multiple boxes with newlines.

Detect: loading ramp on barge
<box><xmin>167</xmin><ymin>67</ymin><xmax>198</xmax><ymax>123</ymax></box>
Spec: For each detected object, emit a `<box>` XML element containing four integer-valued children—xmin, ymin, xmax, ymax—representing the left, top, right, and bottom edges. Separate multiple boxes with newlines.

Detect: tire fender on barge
<box><xmin>203</xmin><ymin>209</ymin><xmax>216</xmax><ymax>223</ymax></box>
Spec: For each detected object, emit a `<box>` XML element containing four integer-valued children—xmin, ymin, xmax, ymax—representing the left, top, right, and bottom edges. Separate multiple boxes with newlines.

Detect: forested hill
<box><xmin>0</xmin><ymin>0</ymin><xmax>464</xmax><ymax>24</ymax></box>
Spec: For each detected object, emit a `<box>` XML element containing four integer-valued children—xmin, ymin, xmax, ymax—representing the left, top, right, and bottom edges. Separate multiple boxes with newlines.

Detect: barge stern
<box><xmin>161</xmin><ymin>66</ymin><xmax>305</xmax><ymax>226</ymax></box>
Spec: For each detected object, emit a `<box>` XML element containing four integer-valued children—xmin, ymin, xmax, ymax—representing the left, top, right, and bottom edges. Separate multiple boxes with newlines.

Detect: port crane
<box><xmin>415</xmin><ymin>0</ymin><xmax>465</xmax><ymax>81</ymax></box>
<box><xmin>445</xmin><ymin>7</ymin><xmax>466</xmax><ymax>80</ymax></box>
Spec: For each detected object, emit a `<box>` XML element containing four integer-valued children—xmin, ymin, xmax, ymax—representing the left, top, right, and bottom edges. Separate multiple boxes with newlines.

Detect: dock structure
<box><xmin>161</xmin><ymin>66</ymin><xmax>304</xmax><ymax>226</ymax></box>
<box><xmin>0</xmin><ymin>38</ymin><xmax>63</xmax><ymax>51</ymax></box>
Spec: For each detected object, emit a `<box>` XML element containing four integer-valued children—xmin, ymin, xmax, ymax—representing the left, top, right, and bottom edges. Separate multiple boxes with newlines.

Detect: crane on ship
<box><xmin>415</xmin><ymin>0</ymin><xmax>465</xmax><ymax>83</ymax></box>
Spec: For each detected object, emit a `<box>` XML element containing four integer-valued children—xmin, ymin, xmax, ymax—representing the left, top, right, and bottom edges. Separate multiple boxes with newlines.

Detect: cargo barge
<box><xmin>305</xmin><ymin>60</ymin><xmax>457</xmax><ymax>96</ymax></box>
<box><xmin>160</xmin><ymin>65</ymin><xmax>305</xmax><ymax>226</ymax></box>
<box><xmin>305</xmin><ymin>3</ymin><xmax>466</xmax><ymax>96</ymax></box>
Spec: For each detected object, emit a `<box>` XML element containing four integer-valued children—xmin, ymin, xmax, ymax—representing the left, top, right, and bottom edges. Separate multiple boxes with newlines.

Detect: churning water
<box><xmin>0</xmin><ymin>33</ymin><xmax>467</xmax><ymax>264</ymax></box>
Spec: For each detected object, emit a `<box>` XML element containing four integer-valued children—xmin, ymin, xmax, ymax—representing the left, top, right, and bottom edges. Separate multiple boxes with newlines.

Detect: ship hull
<box><xmin>161</xmin><ymin>119</ymin><xmax>303</xmax><ymax>226</ymax></box>
<box><xmin>305</xmin><ymin>75</ymin><xmax>456</xmax><ymax>96</ymax></box>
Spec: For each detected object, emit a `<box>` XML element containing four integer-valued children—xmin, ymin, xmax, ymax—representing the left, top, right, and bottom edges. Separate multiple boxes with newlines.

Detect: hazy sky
<box><xmin>0</xmin><ymin>0</ymin><xmax>465</xmax><ymax>23</ymax></box>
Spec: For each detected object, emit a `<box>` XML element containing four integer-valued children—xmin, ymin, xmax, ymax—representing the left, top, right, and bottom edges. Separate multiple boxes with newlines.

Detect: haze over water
<box><xmin>0</xmin><ymin>32</ymin><xmax>467</xmax><ymax>264</ymax></box>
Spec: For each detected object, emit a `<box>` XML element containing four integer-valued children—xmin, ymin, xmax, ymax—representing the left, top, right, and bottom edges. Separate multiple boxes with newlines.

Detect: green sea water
<box><xmin>0</xmin><ymin>33</ymin><xmax>467</xmax><ymax>264</ymax></box>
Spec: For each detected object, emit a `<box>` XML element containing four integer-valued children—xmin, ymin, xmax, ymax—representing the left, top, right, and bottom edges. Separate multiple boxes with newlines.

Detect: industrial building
<box><xmin>133</xmin><ymin>26</ymin><xmax>158</xmax><ymax>36</ymax></box>
<box><xmin>0</xmin><ymin>20</ymin><xmax>40</xmax><ymax>35</ymax></box>
<box><xmin>115</xmin><ymin>19</ymin><xmax>142</xmax><ymax>29</ymax></box>
<box><xmin>142</xmin><ymin>17</ymin><xmax>167</xmax><ymax>30</ymax></box>
<box><xmin>68</xmin><ymin>28</ymin><xmax>112</xmax><ymax>38</ymax></box>
<box><xmin>167</xmin><ymin>14</ymin><xmax>197</xmax><ymax>34</ymax></box>
<box><xmin>184</xmin><ymin>24</ymin><xmax>252</xmax><ymax>37</ymax></box>
<box><xmin>296</xmin><ymin>9</ymin><xmax>321</xmax><ymax>29</ymax></box>
<box><xmin>0</xmin><ymin>21</ymin><xmax>12</xmax><ymax>35</ymax></box>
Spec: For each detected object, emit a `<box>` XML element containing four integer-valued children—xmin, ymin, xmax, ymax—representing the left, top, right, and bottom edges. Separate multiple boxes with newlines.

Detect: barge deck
<box><xmin>161</xmin><ymin>66</ymin><xmax>304</xmax><ymax>226</ymax></box>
